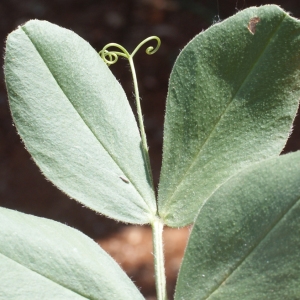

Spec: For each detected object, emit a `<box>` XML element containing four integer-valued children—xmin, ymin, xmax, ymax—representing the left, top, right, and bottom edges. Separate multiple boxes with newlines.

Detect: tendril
<box><xmin>99</xmin><ymin>43</ymin><xmax>130</xmax><ymax>66</ymax></box>
<box><xmin>98</xmin><ymin>36</ymin><xmax>161</xmax><ymax>194</ymax></box>
<box><xmin>131</xmin><ymin>36</ymin><xmax>161</xmax><ymax>58</ymax></box>
<box><xmin>99</xmin><ymin>36</ymin><xmax>161</xmax><ymax>66</ymax></box>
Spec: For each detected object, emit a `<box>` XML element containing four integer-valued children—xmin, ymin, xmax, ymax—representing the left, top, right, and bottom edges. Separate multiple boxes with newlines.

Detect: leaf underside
<box><xmin>0</xmin><ymin>207</ymin><xmax>145</xmax><ymax>300</ymax></box>
<box><xmin>158</xmin><ymin>5</ymin><xmax>300</xmax><ymax>227</ymax></box>
<box><xmin>175</xmin><ymin>151</ymin><xmax>300</xmax><ymax>300</ymax></box>
<box><xmin>4</xmin><ymin>20</ymin><xmax>156</xmax><ymax>225</ymax></box>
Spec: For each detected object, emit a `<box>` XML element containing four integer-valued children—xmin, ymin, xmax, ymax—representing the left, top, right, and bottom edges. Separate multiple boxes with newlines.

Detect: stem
<box><xmin>152</xmin><ymin>218</ymin><xmax>167</xmax><ymax>300</ymax></box>
<box><xmin>128</xmin><ymin>57</ymin><xmax>155</xmax><ymax>190</ymax></box>
<box><xmin>129</xmin><ymin>51</ymin><xmax>166</xmax><ymax>300</ymax></box>
<box><xmin>100</xmin><ymin>39</ymin><xmax>164</xmax><ymax>300</ymax></box>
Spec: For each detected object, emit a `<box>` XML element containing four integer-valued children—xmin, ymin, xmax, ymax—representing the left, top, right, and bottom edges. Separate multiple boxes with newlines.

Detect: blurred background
<box><xmin>1</xmin><ymin>0</ymin><xmax>300</xmax><ymax>299</ymax></box>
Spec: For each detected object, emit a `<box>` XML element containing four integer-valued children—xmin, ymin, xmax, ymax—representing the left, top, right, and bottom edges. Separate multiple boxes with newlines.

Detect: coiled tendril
<box><xmin>99</xmin><ymin>36</ymin><xmax>161</xmax><ymax>65</ymax></box>
<box><xmin>98</xmin><ymin>36</ymin><xmax>161</xmax><ymax>199</ymax></box>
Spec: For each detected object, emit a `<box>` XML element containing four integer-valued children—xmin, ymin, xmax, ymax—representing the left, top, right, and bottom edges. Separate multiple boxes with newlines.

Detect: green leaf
<box><xmin>175</xmin><ymin>151</ymin><xmax>300</xmax><ymax>300</ymax></box>
<box><xmin>158</xmin><ymin>5</ymin><xmax>300</xmax><ymax>226</ymax></box>
<box><xmin>4</xmin><ymin>20</ymin><xmax>156</xmax><ymax>224</ymax></box>
<box><xmin>0</xmin><ymin>207</ymin><xmax>145</xmax><ymax>300</ymax></box>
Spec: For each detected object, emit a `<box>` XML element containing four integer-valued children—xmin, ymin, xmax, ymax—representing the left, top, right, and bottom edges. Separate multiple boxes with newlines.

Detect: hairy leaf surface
<box><xmin>158</xmin><ymin>5</ymin><xmax>300</xmax><ymax>226</ymax></box>
<box><xmin>0</xmin><ymin>207</ymin><xmax>145</xmax><ymax>300</ymax></box>
<box><xmin>175</xmin><ymin>151</ymin><xmax>300</xmax><ymax>300</ymax></box>
<box><xmin>5</xmin><ymin>20</ymin><xmax>156</xmax><ymax>224</ymax></box>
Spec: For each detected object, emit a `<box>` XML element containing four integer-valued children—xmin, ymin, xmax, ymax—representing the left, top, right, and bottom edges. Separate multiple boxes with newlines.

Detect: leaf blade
<box><xmin>175</xmin><ymin>151</ymin><xmax>300</xmax><ymax>300</ymax></box>
<box><xmin>0</xmin><ymin>207</ymin><xmax>145</xmax><ymax>300</ymax></box>
<box><xmin>5</xmin><ymin>20</ymin><xmax>156</xmax><ymax>224</ymax></box>
<box><xmin>158</xmin><ymin>5</ymin><xmax>300</xmax><ymax>226</ymax></box>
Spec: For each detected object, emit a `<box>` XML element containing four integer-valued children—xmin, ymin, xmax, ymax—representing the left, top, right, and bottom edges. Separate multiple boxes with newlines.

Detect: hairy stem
<box><xmin>152</xmin><ymin>218</ymin><xmax>167</xmax><ymax>300</ymax></box>
<box><xmin>100</xmin><ymin>39</ymin><xmax>164</xmax><ymax>300</ymax></box>
<box><xmin>128</xmin><ymin>57</ymin><xmax>155</xmax><ymax>190</ymax></box>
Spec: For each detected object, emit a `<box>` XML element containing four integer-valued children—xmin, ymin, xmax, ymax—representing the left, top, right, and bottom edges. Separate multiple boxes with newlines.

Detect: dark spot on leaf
<box><xmin>120</xmin><ymin>176</ymin><xmax>130</xmax><ymax>183</ymax></box>
<box><xmin>248</xmin><ymin>17</ymin><xmax>260</xmax><ymax>35</ymax></box>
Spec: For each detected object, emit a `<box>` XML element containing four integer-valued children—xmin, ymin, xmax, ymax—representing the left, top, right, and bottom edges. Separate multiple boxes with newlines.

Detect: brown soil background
<box><xmin>1</xmin><ymin>1</ymin><xmax>300</xmax><ymax>299</ymax></box>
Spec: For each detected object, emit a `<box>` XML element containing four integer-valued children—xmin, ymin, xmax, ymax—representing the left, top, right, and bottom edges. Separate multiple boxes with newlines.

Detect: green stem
<box><xmin>152</xmin><ymin>218</ymin><xmax>167</xmax><ymax>300</ymax></box>
<box><xmin>128</xmin><ymin>57</ymin><xmax>155</xmax><ymax>190</ymax></box>
<box><xmin>99</xmin><ymin>38</ymin><xmax>164</xmax><ymax>300</ymax></box>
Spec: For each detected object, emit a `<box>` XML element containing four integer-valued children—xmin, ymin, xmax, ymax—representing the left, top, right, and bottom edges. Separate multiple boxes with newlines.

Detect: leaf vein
<box><xmin>0</xmin><ymin>253</ymin><xmax>90</xmax><ymax>299</ymax></box>
<box><xmin>205</xmin><ymin>194</ymin><xmax>300</xmax><ymax>299</ymax></box>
